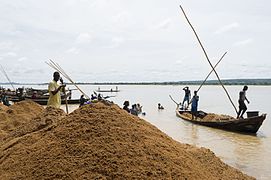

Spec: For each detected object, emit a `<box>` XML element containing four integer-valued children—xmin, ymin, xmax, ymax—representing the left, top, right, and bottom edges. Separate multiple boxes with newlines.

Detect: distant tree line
<box><xmin>0</xmin><ymin>79</ymin><xmax>271</xmax><ymax>86</ymax></box>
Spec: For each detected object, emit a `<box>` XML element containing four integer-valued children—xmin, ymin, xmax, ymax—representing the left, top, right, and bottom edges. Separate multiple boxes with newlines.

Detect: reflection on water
<box><xmin>8</xmin><ymin>84</ymin><xmax>271</xmax><ymax>179</ymax></box>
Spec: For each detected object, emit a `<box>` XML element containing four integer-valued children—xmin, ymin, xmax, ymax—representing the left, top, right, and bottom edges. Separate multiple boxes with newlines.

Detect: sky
<box><xmin>0</xmin><ymin>0</ymin><xmax>270</xmax><ymax>83</ymax></box>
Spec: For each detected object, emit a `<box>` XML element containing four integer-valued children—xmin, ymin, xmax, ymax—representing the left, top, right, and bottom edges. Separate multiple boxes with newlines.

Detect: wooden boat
<box><xmin>11</xmin><ymin>98</ymin><xmax>81</xmax><ymax>105</ymax></box>
<box><xmin>96</xmin><ymin>87</ymin><xmax>120</xmax><ymax>92</ymax></box>
<box><xmin>96</xmin><ymin>89</ymin><xmax>120</xmax><ymax>92</ymax></box>
<box><xmin>176</xmin><ymin>108</ymin><xmax>266</xmax><ymax>133</ymax></box>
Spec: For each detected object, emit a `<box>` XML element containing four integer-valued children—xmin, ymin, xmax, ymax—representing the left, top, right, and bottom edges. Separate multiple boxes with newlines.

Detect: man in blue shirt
<box><xmin>191</xmin><ymin>90</ymin><xmax>199</xmax><ymax>120</ymax></box>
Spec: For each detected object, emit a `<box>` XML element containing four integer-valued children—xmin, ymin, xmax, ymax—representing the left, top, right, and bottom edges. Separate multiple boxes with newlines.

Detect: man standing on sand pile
<box><xmin>47</xmin><ymin>71</ymin><xmax>66</xmax><ymax>108</ymax></box>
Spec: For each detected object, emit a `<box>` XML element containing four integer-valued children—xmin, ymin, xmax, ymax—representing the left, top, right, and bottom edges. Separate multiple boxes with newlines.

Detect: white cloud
<box><xmin>233</xmin><ymin>38</ymin><xmax>253</xmax><ymax>47</ymax></box>
<box><xmin>76</xmin><ymin>33</ymin><xmax>92</xmax><ymax>44</ymax></box>
<box><xmin>156</xmin><ymin>19</ymin><xmax>172</xmax><ymax>30</ymax></box>
<box><xmin>112</xmin><ymin>12</ymin><xmax>130</xmax><ymax>24</ymax></box>
<box><xmin>66</xmin><ymin>47</ymin><xmax>80</xmax><ymax>54</ymax></box>
<box><xmin>175</xmin><ymin>60</ymin><xmax>183</xmax><ymax>64</ymax></box>
<box><xmin>0</xmin><ymin>52</ymin><xmax>17</xmax><ymax>57</ymax></box>
<box><xmin>215</xmin><ymin>22</ymin><xmax>240</xmax><ymax>34</ymax></box>
<box><xmin>17</xmin><ymin>57</ymin><xmax>28</xmax><ymax>62</ymax></box>
<box><xmin>107</xmin><ymin>37</ymin><xmax>125</xmax><ymax>48</ymax></box>
<box><xmin>0</xmin><ymin>42</ymin><xmax>16</xmax><ymax>51</ymax></box>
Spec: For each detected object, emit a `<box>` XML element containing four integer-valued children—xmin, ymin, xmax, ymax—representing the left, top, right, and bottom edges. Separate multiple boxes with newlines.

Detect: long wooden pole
<box><xmin>60</xmin><ymin>78</ymin><xmax>69</xmax><ymax>114</ymax></box>
<box><xmin>197</xmin><ymin>52</ymin><xmax>227</xmax><ymax>92</ymax></box>
<box><xmin>46</xmin><ymin>61</ymin><xmax>90</xmax><ymax>99</ymax></box>
<box><xmin>179</xmin><ymin>5</ymin><xmax>238</xmax><ymax>114</ymax></box>
<box><xmin>0</xmin><ymin>65</ymin><xmax>15</xmax><ymax>91</ymax></box>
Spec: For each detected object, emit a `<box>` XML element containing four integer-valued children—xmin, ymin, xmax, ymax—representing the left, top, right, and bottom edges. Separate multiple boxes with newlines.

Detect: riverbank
<box><xmin>0</xmin><ymin>100</ymin><xmax>254</xmax><ymax>179</ymax></box>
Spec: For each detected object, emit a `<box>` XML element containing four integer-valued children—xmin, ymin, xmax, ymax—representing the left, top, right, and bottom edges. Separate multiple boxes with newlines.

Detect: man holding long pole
<box><xmin>47</xmin><ymin>71</ymin><xmax>66</xmax><ymax>109</ymax></box>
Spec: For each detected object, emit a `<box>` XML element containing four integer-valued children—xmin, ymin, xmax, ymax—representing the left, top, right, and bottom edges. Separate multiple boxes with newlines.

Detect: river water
<box><xmin>7</xmin><ymin>84</ymin><xmax>271</xmax><ymax>179</ymax></box>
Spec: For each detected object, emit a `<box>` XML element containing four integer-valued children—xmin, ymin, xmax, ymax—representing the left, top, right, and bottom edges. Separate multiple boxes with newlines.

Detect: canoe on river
<box><xmin>176</xmin><ymin>108</ymin><xmax>266</xmax><ymax>133</ymax></box>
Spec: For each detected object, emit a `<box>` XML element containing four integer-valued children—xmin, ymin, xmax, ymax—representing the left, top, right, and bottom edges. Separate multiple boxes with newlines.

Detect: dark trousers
<box><xmin>237</xmin><ymin>100</ymin><xmax>247</xmax><ymax>118</ymax></box>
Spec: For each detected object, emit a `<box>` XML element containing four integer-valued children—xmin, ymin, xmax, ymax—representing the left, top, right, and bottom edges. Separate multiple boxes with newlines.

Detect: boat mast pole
<box><xmin>197</xmin><ymin>52</ymin><xmax>227</xmax><ymax>92</ymax></box>
<box><xmin>179</xmin><ymin>5</ymin><xmax>238</xmax><ymax>114</ymax></box>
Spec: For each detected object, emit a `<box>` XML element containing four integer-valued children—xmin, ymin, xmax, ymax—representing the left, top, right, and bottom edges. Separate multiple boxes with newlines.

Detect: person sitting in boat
<box><xmin>123</xmin><ymin>101</ymin><xmax>130</xmax><ymax>113</ymax></box>
<box><xmin>158</xmin><ymin>103</ymin><xmax>164</xmax><ymax>110</ymax></box>
<box><xmin>237</xmin><ymin>85</ymin><xmax>250</xmax><ymax>119</ymax></box>
<box><xmin>191</xmin><ymin>91</ymin><xmax>199</xmax><ymax>120</ymax></box>
<box><xmin>182</xmin><ymin>86</ymin><xmax>191</xmax><ymax>109</ymax></box>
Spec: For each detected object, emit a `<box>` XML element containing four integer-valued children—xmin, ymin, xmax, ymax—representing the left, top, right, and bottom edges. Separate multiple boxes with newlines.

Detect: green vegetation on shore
<box><xmin>1</xmin><ymin>79</ymin><xmax>271</xmax><ymax>86</ymax></box>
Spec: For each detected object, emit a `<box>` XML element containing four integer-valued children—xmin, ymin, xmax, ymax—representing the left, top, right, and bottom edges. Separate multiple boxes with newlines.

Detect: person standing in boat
<box><xmin>237</xmin><ymin>85</ymin><xmax>250</xmax><ymax>119</ymax></box>
<box><xmin>47</xmin><ymin>71</ymin><xmax>66</xmax><ymax>108</ymax></box>
<box><xmin>191</xmin><ymin>91</ymin><xmax>199</xmax><ymax>120</ymax></box>
<box><xmin>182</xmin><ymin>86</ymin><xmax>191</xmax><ymax>109</ymax></box>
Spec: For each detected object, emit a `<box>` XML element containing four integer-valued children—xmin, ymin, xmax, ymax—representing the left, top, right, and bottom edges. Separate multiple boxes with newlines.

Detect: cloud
<box><xmin>175</xmin><ymin>60</ymin><xmax>183</xmax><ymax>64</ymax></box>
<box><xmin>0</xmin><ymin>52</ymin><xmax>17</xmax><ymax>57</ymax></box>
<box><xmin>76</xmin><ymin>33</ymin><xmax>92</xmax><ymax>44</ymax></box>
<box><xmin>106</xmin><ymin>37</ymin><xmax>125</xmax><ymax>48</ymax></box>
<box><xmin>66</xmin><ymin>47</ymin><xmax>80</xmax><ymax>54</ymax></box>
<box><xmin>0</xmin><ymin>41</ymin><xmax>16</xmax><ymax>51</ymax></box>
<box><xmin>156</xmin><ymin>19</ymin><xmax>172</xmax><ymax>30</ymax></box>
<box><xmin>233</xmin><ymin>38</ymin><xmax>253</xmax><ymax>47</ymax></box>
<box><xmin>17</xmin><ymin>57</ymin><xmax>28</xmax><ymax>62</ymax></box>
<box><xmin>215</xmin><ymin>22</ymin><xmax>240</xmax><ymax>34</ymax></box>
<box><xmin>112</xmin><ymin>12</ymin><xmax>129</xmax><ymax>24</ymax></box>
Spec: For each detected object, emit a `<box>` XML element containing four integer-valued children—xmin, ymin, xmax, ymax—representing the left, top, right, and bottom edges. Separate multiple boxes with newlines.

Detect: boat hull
<box><xmin>176</xmin><ymin>109</ymin><xmax>266</xmax><ymax>133</ymax></box>
<box><xmin>11</xmin><ymin>98</ymin><xmax>81</xmax><ymax>105</ymax></box>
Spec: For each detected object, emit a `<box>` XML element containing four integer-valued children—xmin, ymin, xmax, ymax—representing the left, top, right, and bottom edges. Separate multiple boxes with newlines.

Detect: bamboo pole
<box><xmin>197</xmin><ymin>52</ymin><xmax>227</xmax><ymax>92</ymax></box>
<box><xmin>45</xmin><ymin>60</ymin><xmax>90</xmax><ymax>99</ymax></box>
<box><xmin>0</xmin><ymin>65</ymin><xmax>15</xmax><ymax>91</ymax></box>
<box><xmin>60</xmin><ymin>78</ymin><xmax>69</xmax><ymax>114</ymax></box>
<box><xmin>179</xmin><ymin>5</ymin><xmax>238</xmax><ymax>114</ymax></box>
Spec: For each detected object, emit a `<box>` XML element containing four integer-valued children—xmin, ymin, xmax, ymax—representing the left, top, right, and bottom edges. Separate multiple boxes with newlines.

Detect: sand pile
<box><xmin>0</xmin><ymin>102</ymin><xmax>253</xmax><ymax>179</ymax></box>
<box><xmin>183</xmin><ymin>112</ymin><xmax>234</xmax><ymax>122</ymax></box>
<box><xmin>0</xmin><ymin>100</ymin><xmax>44</xmax><ymax>139</ymax></box>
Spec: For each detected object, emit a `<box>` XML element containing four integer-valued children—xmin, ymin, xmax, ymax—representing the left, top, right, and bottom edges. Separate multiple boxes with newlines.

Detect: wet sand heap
<box><xmin>0</xmin><ymin>101</ymin><xmax>254</xmax><ymax>179</ymax></box>
<box><xmin>182</xmin><ymin>112</ymin><xmax>234</xmax><ymax>122</ymax></box>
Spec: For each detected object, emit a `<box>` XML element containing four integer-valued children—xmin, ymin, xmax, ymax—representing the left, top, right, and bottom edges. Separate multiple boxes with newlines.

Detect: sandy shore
<box><xmin>0</xmin><ymin>100</ymin><xmax>254</xmax><ymax>179</ymax></box>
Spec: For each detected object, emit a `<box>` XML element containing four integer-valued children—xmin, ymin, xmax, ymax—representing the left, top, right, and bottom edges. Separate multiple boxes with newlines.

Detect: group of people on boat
<box><xmin>181</xmin><ymin>85</ymin><xmax>249</xmax><ymax>120</ymax></box>
<box><xmin>180</xmin><ymin>86</ymin><xmax>199</xmax><ymax>120</ymax></box>
<box><xmin>123</xmin><ymin>101</ymin><xmax>144</xmax><ymax>116</ymax></box>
